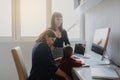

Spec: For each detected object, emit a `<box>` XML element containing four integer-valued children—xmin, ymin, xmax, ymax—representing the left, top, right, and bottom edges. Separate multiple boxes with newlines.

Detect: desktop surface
<box><xmin>72</xmin><ymin>51</ymin><xmax>119</xmax><ymax>80</ymax></box>
<box><xmin>74</xmin><ymin>51</ymin><xmax>110</xmax><ymax>67</ymax></box>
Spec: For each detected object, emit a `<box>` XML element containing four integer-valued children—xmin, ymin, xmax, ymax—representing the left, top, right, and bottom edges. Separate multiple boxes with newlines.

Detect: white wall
<box><xmin>85</xmin><ymin>0</ymin><xmax>120</xmax><ymax>66</ymax></box>
<box><xmin>0</xmin><ymin>42</ymin><xmax>34</xmax><ymax>80</ymax></box>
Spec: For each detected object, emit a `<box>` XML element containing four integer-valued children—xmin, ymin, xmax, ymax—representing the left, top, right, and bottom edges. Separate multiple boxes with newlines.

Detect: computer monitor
<box><xmin>91</xmin><ymin>28</ymin><xmax>111</xmax><ymax>60</ymax></box>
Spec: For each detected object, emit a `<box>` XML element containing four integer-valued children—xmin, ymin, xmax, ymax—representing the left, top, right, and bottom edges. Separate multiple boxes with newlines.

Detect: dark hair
<box><xmin>51</xmin><ymin>12</ymin><xmax>63</xmax><ymax>31</ymax></box>
<box><xmin>36</xmin><ymin>29</ymin><xmax>56</xmax><ymax>42</ymax></box>
<box><xmin>63</xmin><ymin>46</ymin><xmax>73</xmax><ymax>58</ymax></box>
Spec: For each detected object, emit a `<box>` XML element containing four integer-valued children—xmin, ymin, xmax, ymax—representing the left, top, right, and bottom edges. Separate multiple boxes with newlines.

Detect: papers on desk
<box><xmin>91</xmin><ymin>67</ymin><xmax>119</xmax><ymax>79</ymax></box>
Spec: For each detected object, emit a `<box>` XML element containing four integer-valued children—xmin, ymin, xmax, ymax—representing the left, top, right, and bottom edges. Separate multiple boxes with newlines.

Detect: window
<box><xmin>52</xmin><ymin>0</ymin><xmax>81</xmax><ymax>41</ymax></box>
<box><xmin>20</xmin><ymin>0</ymin><xmax>46</xmax><ymax>37</ymax></box>
<box><xmin>0</xmin><ymin>0</ymin><xmax>81</xmax><ymax>42</ymax></box>
<box><xmin>0</xmin><ymin>0</ymin><xmax>47</xmax><ymax>42</ymax></box>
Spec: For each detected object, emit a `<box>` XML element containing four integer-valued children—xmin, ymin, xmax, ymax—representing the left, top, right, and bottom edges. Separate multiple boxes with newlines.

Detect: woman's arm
<box><xmin>70</xmin><ymin>58</ymin><xmax>85</xmax><ymax>67</ymax></box>
<box><xmin>62</xmin><ymin>30</ymin><xmax>70</xmax><ymax>45</ymax></box>
<box><xmin>55</xmin><ymin>68</ymin><xmax>72</xmax><ymax>80</ymax></box>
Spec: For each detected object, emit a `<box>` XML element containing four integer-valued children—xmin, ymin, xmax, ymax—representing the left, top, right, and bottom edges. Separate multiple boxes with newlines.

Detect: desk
<box><xmin>72</xmin><ymin>51</ymin><xmax>120</xmax><ymax>80</ymax></box>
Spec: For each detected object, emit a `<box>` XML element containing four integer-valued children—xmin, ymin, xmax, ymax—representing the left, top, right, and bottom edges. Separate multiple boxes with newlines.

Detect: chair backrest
<box><xmin>11</xmin><ymin>46</ymin><xmax>28</xmax><ymax>80</ymax></box>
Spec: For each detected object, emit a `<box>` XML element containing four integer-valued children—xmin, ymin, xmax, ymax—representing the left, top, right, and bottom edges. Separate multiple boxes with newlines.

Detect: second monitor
<box><xmin>91</xmin><ymin>27</ymin><xmax>111</xmax><ymax>60</ymax></box>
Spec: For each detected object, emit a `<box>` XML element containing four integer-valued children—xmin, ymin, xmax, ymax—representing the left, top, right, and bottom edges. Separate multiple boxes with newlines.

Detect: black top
<box><xmin>53</xmin><ymin>29</ymin><xmax>70</xmax><ymax>47</ymax></box>
<box><xmin>28</xmin><ymin>42</ymin><xmax>58</xmax><ymax>80</ymax></box>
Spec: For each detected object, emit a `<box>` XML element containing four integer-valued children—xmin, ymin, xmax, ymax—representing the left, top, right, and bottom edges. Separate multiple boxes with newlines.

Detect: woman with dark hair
<box><xmin>49</xmin><ymin>12</ymin><xmax>70</xmax><ymax>59</ymax></box>
<box><xmin>28</xmin><ymin>29</ymin><xmax>72</xmax><ymax>80</ymax></box>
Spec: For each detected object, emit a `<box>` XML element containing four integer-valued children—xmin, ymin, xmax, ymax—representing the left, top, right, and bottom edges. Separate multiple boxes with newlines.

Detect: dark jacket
<box><xmin>28</xmin><ymin>42</ymin><xmax>58</xmax><ymax>80</ymax></box>
<box><xmin>53</xmin><ymin>29</ymin><xmax>70</xmax><ymax>47</ymax></box>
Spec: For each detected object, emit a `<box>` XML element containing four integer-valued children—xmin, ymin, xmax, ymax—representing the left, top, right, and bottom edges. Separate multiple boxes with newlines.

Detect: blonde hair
<box><xmin>35</xmin><ymin>29</ymin><xmax>56</xmax><ymax>42</ymax></box>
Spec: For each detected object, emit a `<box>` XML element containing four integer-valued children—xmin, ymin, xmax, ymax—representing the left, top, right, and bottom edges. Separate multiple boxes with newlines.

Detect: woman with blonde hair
<box><xmin>28</xmin><ymin>29</ymin><xmax>72</xmax><ymax>80</ymax></box>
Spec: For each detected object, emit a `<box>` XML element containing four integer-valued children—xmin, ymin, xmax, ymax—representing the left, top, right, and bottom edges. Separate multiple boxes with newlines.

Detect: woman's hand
<box><xmin>71</xmin><ymin>55</ymin><xmax>79</xmax><ymax>59</ymax></box>
<box><xmin>64</xmin><ymin>75</ymin><xmax>72</xmax><ymax>80</ymax></box>
<box><xmin>55</xmin><ymin>68</ymin><xmax>72</xmax><ymax>80</ymax></box>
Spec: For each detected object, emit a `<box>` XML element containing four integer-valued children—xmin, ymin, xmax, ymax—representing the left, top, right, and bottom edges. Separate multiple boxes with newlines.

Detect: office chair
<box><xmin>11</xmin><ymin>46</ymin><xmax>28</xmax><ymax>80</ymax></box>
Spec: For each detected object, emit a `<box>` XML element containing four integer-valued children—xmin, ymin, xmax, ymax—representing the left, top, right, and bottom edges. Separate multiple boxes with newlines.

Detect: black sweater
<box><xmin>28</xmin><ymin>42</ymin><xmax>58</xmax><ymax>80</ymax></box>
<box><xmin>53</xmin><ymin>29</ymin><xmax>70</xmax><ymax>47</ymax></box>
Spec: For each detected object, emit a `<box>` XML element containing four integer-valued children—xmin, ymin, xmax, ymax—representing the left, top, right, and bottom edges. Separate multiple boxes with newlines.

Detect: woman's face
<box><xmin>46</xmin><ymin>37</ymin><xmax>56</xmax><ymax>47</ymax></box>
<box><xmin>54</xmin><ymin>17</ymin><xmax>63</xmax><ymax>28</ymax></box>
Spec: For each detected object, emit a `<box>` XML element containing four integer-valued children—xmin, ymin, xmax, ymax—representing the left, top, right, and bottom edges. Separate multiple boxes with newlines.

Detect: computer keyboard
<box><xmin>91</xmin><ymin>67</ymin><xmax>119</xmax><ymax>79</ymax></box>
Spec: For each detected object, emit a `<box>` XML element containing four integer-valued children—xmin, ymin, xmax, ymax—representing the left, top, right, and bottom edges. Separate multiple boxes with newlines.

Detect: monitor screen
<box><xmin>91</xmin><ymin>28</ymin><xmax>110</xmax><ymax>59</ymax></box>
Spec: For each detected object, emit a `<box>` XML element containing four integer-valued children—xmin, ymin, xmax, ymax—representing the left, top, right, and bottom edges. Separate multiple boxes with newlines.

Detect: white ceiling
<box><xmin>80</xmin><ymin>0</ymin><xmax>103</xmax><ymax>12</ymax></box>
